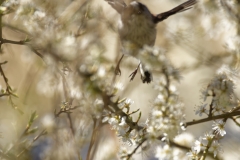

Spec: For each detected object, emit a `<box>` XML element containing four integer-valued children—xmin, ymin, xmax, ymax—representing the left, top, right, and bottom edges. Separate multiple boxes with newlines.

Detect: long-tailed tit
<box><xmin>106</xmin><ymin>0</ymin><xmax>197</xmax><ymax>83</ymax></box>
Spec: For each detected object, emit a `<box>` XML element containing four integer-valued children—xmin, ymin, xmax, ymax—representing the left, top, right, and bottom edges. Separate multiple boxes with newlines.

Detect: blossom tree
<box><xmin>0</xmin><ymin>0</ymin><xmax>240</xmax><ymax>160</ymax></box>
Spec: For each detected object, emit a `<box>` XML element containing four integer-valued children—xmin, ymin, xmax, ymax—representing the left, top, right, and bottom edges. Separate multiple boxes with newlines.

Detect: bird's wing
<box><xmin>154</xmin><ymin>0</ymin><xmax>197</xmax><ymax>23</ymax></box>
<box><xmin>105</xmin><ymin>0</ymin><xmax>127</xmax><ymax>14</ymax></box>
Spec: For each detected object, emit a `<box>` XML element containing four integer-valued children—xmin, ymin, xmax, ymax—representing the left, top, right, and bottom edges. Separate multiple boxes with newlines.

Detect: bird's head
<box><xmin>121</xmin><ymin>1</ymin><xmax>153</xmax><ymax>22</ymax></box>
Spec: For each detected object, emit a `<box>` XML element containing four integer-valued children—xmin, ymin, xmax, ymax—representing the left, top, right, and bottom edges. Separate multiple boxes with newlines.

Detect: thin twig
<box><xmin>0</xmin><ymin>8</ymin><xmax>2</xmax><ymax>50</ymax></box>
<box><xmin>17</xmin><ymin>130</ymin><xmax>47</xmax><ymax>158</ymax></box>
<box><xmin>2</xmin><ymin>23</ymin><xmax>30</xmax><ymax>35</ymax></box>
<box><xmin>0</xmin><ymin>61</ymin><xmax>23</xmax><ymax>113</ymax></box>
<box><xmin>16</xmin><ymin>105</ymin><xmax>79</xmax><ymax>158</ymax></box>
<box><xmin>87</xmin><ymin>119</ymin><xmax>97</xmax><ymax>160</ymax></box>
<box><xmin>209</xmin><ymin>89</ymin><xmax>215</xmax><ymax>117</ymax></box>
<box><xmin>185</xmin><ymin>111</ymin><xmax>240</xmax><ymax>127</ymax></box>
<box><xmin>1</xmin><ymin>38</ymin><xmax>26</xmax><ymax>45</ymax></box>
<box><xmin>67</xmin><ymin>113</ymin><xmax>75</xmax><ymax>135</ymax></box>
<box><xmin>124</xmin><ymin>138</ymin><xmax>146</xmax><ymax>160</ymax></box>
<box><xmin>29</xmin><ymin>47</ymin><xmax>44</xmax><ymax>59</ymax></box>
<box><xmin>220</xmin><ymin>0</ymin><xmax>240</xmax><ymax>23</ymax></box>
<box><xmin>0</xmin><ymin>93</ymin><xmax>10</xmax><ymax>97</ymax></box>
<box><xmin>162</xmin><ymin>67</ymin><xmax>171</xmax><ymax>102</ymax></box>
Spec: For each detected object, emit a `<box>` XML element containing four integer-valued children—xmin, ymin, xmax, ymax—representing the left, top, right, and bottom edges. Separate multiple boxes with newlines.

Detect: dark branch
<box><xmin>1</xmin><ymin>38</ymin><xmax>26</xmax><ymax>45</ymax></box>
<box><xmin>185</xmin><ymin>111</ymin><xmax>240</xmax><ymax>127</ymax></box>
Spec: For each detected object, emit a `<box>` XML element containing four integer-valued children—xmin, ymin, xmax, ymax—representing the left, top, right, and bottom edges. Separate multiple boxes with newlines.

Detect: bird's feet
<box><xmin>129</xmin><ymin>63</ymin><xmax>140</xmax><ymax>81</ymax></box>
<box><xmin>115</xmin><ymin>54</ymin><xmax>124</xmax><ymax>76</ymax></box>
<box><xmin>129</xmin><ymin>69</ymin><xmax>138</xmax><ymax>81</ymax></box>
<box><xmin>115</xmin><ymin>64</ymin><xmax>121</xmax><ymax>75</ymax></box>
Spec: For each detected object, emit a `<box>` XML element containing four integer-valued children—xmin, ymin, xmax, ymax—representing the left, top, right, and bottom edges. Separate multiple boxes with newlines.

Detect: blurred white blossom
<box><xmin>42</xmin><ymin>114</ymin><xmax>55</xmax><ymax>132</ymax></box>
<box><xmin>113</xmin><ymin>82</ymin><xmax>124</xmax><ymax>91</ymax></box>
<box><xmin>174</xmin><ymin>132</ymin><xmax>194</xmax><ymax>147</ymax></box>
<box><xmin>55</xmin><ymin>35</ymin><xmax>78</xmax><ymax>61</ymax></box>
<box><xmin>209</xmin><ymin>141</ymin><xmax>223</xmax><ymax>157</ymax></box>
<box><xmin>186</xmin><ymin>147</ymin><xmax>199</xmax><ymax>159</ymax></box>
<box><xmin>155</xmin><ymin>145</ymin><xmax>172</xmax><ymax>160</ymax></box>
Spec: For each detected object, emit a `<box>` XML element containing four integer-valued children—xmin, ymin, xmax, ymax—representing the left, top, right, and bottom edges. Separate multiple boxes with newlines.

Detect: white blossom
<box><xmin>118</xmin><ymin>117</ymin><xmax>130</xmax><ymax>135</ymax></box>
<box><xmin>195</xmin><ymin>103</ymin><xmax>208</xmax><ymax>116</ymax></box>
<box><xmin>147</xmin><ymin>84</ymin><xmax>184</xmax><ymax>139</ymax></box>
<box><xmin>42</xmin><ymin>114</ymin><xmax>55</xmax><ymax>132</ymax></box>
<box><xmin>33</xmin><ymin>10</ymin><xmax>46</xmax><ymax>19</ymax></box>
<box><xmin>212</xmin><ymin>120</ymin><xmax>226</xmax><ymax>136</ymax></box>
<box><xmin>155</xmin><ymin>145</ymin><xmax>172</xmax><ymax>160</ymax></box>
<box><xmin>202</xmin><ymin>132</ymin><xmax>214</xmax><ymax>142</ymax></box>
<box><xmin>114</xmin><ymin>82</ymin><xmax>124</xmax><ymax>91</ymax></box>
<box><xmin>193</xmin><ymin>137</ymin><xmax>206</xmax><ymax>153</ymax></box>
<box><xmin>174</xmin><ymin>132</ymin><xmax>194</xmax><ymax>147</ymax></box>
<box><xmin>97</xmin><ymin>66</ymin><xmax>106</xmax><ymax>78</ymax></box>
<box><xmin>209</xmin><ymin>141</ymin><xmax>223</xmax><ymax>157</ymax></box>
<box><xmin>55</xmin><ymin>35</ymin><xmax>78</xmax><ymax>61</ymax></box>
<box><xmin>125</xmin><ymin>98</ymin><xmax>134</xmax><ymax>105</ymax></box>
<box><xmin>186</xmin><ymin>147</ymin><xmax>199</xmax><ymax>159</ymax></box>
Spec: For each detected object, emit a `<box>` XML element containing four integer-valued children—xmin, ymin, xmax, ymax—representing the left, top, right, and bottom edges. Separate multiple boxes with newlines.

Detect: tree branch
<box><xmin>1</xmin><ymin>38</ymin><xmax>26</xmax><ymax>45</ymax></box>
<box><xmin>185</xmin><ymin>111</ymin><xmax>240</xmax><ymax>127</ymax></box>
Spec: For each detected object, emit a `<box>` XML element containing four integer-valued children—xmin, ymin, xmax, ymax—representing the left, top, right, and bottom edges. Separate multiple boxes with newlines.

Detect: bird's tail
<box><xmin>154</xmin><ymin>0</ymin><xmax>197</xmax><ymax>23</ymax></box>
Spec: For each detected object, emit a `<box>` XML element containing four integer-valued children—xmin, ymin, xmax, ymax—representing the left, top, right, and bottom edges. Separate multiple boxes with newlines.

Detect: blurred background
<box><xmin>0</xmin><ymin>0</ymin><xmax>240</xmax><ymax>159</ymax></box>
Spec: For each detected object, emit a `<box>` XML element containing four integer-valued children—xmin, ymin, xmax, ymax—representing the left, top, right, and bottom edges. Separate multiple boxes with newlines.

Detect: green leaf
<box><xmin>24</xmin><ymin>36</ymin><xmax>30</xmax><ymax>42</ymax></box>
<box><xmin>118</xmin><ymin>98</ymin><xmax>126</xmax><ymax>104</ymax></box>
<box><xmin>10</xmin><ymin>92</ymin><xmax>18</xmax><ymax>98</ymax></box>
<box><xmin>16</xmin><ymin>107</ymin><xmax>24</xmax><ymax>115</ymax></box>
<box><xmin>28</xmin><ymin>111</ymin><xmax>38</xmax><ymax>126</ymax></box>
<box><xmin>26</xmin><ymin>127</ymin><xmax>38</xmax><ymax>135</ymax></box>
<box><xmin>1</xmin><ymin>89</ymin><xmax>5</xmax><ymax>93</ymax></box>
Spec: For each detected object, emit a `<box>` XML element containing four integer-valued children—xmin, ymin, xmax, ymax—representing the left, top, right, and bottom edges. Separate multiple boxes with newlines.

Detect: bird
<box><xmin>105</xmin><ymin>0</ymin><xmax>197</xmax><ymax>83</ymax></box>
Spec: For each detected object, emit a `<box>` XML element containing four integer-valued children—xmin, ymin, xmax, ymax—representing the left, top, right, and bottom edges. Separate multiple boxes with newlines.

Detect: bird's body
<box><xmin>118</xmin><ymin>20</ymin><xmax>156</xmax><ymax>58</ymax></box>
<box><xmin>106</xmin><ymin>0</ymin><xmax>197</xmax><ymax>83</ymax></box>
<box><xmin>118</xmin><ymin>1</ymin><xmax>157</xmax><ymax>55</ymax></box>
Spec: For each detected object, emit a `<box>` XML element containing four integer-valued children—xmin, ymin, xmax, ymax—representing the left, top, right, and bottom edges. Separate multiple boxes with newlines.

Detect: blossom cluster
<box><xmin>187</xmin><ymin>132</ymin><xmax>223</xmax><ymax>159</ymax></box>
<box><xmin>195</xmin><ymin>71</ymin><xmax>235</xmax><ymax>117</ymax></box>
<box><xmin>147</xmin><ymin>87</ymin><xmax>184</xmax><ymax>139</ymax></box>
<box><xmin>190</xmin><ymin>67</ymin><xmax>236</xmax><ymax>159</ymax></box>
<box><xmin>1</xmin><ymin>0</ymin><xmax>240</xmax><ymax>160</ymax></box>
<box><xmin>137</xmin><ymin>47</ymin><xmax>184</xmax><ymax>140</ymax></box>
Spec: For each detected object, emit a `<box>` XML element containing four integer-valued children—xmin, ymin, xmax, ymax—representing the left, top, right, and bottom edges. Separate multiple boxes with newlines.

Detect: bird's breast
<box><xmin>118</xmin><ymin>16</ymin><xmax>156</xmax><ymax>56</ymax></box>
